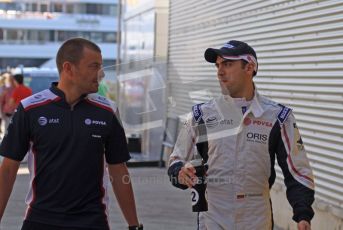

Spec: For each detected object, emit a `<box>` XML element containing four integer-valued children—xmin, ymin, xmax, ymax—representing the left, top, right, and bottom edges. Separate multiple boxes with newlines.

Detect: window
<box><xmin>17</xmin><ymin>30</ymin><xmax>24</xmax><ymax>41</ymax></box>
<box><xmin>108</xmin><ymin>5</ymin><xmax>118</xmax><ymax>16</ymax></box>
<box><xmin>3</xmin><ymin>3</ymin><xmax>18</xmax><ymax>11</ymax></box>
<box><xmin>66</xmin><ymin>4</ymin><xmax>74</xmax><ymax>14</ymax></box>
<box><xmin>57</xmin><ymin>31</ymin><xmax>65</xmax><ymax>42</ymax></box>
<box><xmin>91</xmin><ymin>32</ymin><xmax>102</xmax><ymax>43</ymax></box>
<box><xmin>49</xmin><ymin>31</ymin><xmax>55</xmax><ymax>42</ymax></box>
<box><xmin>36</xmin><ymin>31</ymin><xmax>48</xmax><ymax>42</ymax></box>
<box><xmin>86</xmin><ymin>4</ymin><xmax>101</xmax><ymax>15</ymax></box>
<box><xmin>28</xmin><ymin>30</ymin><xmax>38</xmax><ymax>41</ymax></box>
<box><xmin>7</xmin><ymin>30</ymin><xmax>18</xmax><ymax>41</ymax></box>
<box><xmin>103</xmin><ymin>32</ymin><xmax>116</xmax><ymax>43</ymax></box>
<box><xmin>40</xmin><ymin>3</ymin><xmax>48</xmax><ymax>12</ymax></box>
<box><xmin>57</xmin><ymin>31</ymin><xmax>78</xmax><ymax>41</ymax></box>
<box><xmin>79</xmin><ymin>31</ymin><xmax>91</xmax><ymax>40</ymax></box>
<box><xmin>31</xmin><ymin>3</ymin><xmax>37</xmax><ymax>12</ymax></box>
<box><xmin>52</xmin><ymin>3</ymin><xmax>63</xmax><ymax>13</ymax></box>
<box><xmin>25</xmin><ymin>3</ymin><xmax>31</xmax><ymax>11</ymax></box>
<box><xmin>103</xmin><ymin>59</ymin><xmax>116</xmax><ymax>67</ymax></box>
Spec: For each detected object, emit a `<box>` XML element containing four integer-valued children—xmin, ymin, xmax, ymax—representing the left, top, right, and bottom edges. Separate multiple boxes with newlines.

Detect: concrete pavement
<box><xmin>0</xmin><ymin>166</ymin><xmax>196</xmax><ymax>230</ymax></box>
<box><xmin>1</xmin><ymin>165</ymin><xmax>284</xmax><ymax>230</ymax></box>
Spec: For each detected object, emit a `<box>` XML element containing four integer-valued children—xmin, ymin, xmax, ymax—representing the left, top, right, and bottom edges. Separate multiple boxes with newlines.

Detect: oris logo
<box><xmin>247</xmin><ymin>132</ymin><xmax>268</xmax><ymax>144</ymax></box>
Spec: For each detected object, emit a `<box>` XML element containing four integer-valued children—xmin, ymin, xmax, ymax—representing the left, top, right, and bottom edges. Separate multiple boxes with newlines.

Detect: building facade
<box><xmin>0</xmin><ymin>0</ymin><xmax>118</xmax><ymax>70</ymax></box>
<box><xmin>119</xmin><ymin>0</ymin><xmax>169</xmax><ymax>161</ymax></box>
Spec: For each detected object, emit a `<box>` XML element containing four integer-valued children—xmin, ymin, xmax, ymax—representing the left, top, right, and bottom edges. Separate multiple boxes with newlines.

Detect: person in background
<box><xmin>168</xmin><ymin>40</ymin><xmax>315</xmax><ymax>230</ymax></box>
<box><xmin>8</xmin><ymin>73</ymin><xmax>32</xmax><ymax>110</ymax></box>
<box><xmin>0</xmin><ymin>74</ymin><xmax>15</xmax><ymax>131</ymax></box>
<box><xmin>98</xmin><ymin>80</ymin><xmax>110</xmax><ymax>98</ymax></box>
<box><xmin>0</xmin><ymin>76</ymin><xmax>6</xmax><ymax>133</ymax></box>
<box><xmin>0</xmin><ymin>38</ymin><xmax>143</xmax><ymax>230</ymax></box>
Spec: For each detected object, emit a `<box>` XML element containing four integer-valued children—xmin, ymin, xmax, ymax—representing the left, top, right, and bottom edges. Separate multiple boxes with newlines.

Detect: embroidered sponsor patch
<box><xmin>236</xmin><ymin>193</ymin><xmax>263</xmax><ymax>200</ymax></box>
<box><xmin>192</xmin><ymin>103</ymin><xmax>204</xmax><ymax>123</ymax></box>
<box><xmin>205</xmin><ymin>116</ymin><xmax>218</xmax><ymax>128</ymax></box>
<box><xmin>293</xmin><ymin>123</ymin><xmax>304</xmax><ymax>154</ymax></box>
<box><xmin>277</xmin><ymin>104</ymin><xmax>291</xmax><ymax>124</ymax></box>
<box><xmin>241</xmin><ymin>106</ymin><xmax>247</xmax><ymax>114</ymax></box>
<box><xmin>223</xmin><ymin>43</ymin><xmax>234</xmax><ymax>49</ymax></box>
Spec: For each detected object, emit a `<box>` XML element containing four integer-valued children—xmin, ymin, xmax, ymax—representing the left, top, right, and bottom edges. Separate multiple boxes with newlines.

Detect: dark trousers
<box><xmin>21</xmin><ymin>220</ymin><xmax>109</xmax><ymax>230</ymax></box>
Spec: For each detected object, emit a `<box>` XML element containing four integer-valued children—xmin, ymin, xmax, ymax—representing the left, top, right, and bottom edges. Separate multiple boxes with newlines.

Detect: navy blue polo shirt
<box><xmin>0</xmin><ymin>84</ymin><xmax>131</xmax><ymax>229</ymax></box>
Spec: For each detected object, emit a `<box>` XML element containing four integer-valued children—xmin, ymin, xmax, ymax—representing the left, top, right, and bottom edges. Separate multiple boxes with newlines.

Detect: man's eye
<box><xmin>89</xmin><ymin>64</ymin><xmax>101</xmax><ymax>69</ymax></box>
<box><xmin>224</xmin><ymin>62</ymin><xmax>231</xmax><ymax>67</ymax></box>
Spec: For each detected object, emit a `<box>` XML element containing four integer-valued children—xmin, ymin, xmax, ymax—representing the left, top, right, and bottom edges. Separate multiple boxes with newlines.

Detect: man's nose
<box><xmin>217</xmin><ymin>66</ymin><xmax>224</xmax><ymax>77</ymax></box>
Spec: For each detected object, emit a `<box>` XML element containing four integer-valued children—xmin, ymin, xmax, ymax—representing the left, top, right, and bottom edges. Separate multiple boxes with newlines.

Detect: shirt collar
<box><xmin>50</xmin><ymin>82</ymin><xmax>66</xmax><ymax>99</ymax></box>
<box><xmin>49</xmin><ymin>82</ymin><xmax>88</xmax><ymax>107</ymax></box>
<box><xmin>249</xmin><ymin>90</ymin><xmax>265</xmax><ymax>118</ymax></box>
<box><xmin>223</xmin><ymin>89</ymin><xmax>265</xmax><ymax>118</ymax></box>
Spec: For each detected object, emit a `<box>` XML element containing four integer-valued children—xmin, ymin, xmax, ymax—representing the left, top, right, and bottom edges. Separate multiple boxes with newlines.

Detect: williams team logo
<box><xmin>34</xmin><ymin>94</ymin><xmax>42</xmax><ymax>99</ymax></box>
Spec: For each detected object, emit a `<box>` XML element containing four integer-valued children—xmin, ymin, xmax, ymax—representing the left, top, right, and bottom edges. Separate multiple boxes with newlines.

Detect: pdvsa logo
<box><xmin>85</xmin><ymin>118</ymin><xmax>107</xmax><ymax>126</ymax></box>
<box><xmin>244</xmin><ymin>117</ymin><xmax>252</xmax><ymax>126</ymax></box>
<box><xmin>244</xmin><ymin>118</ymin><xmax>272</xmax><ymax>127</ymax></box>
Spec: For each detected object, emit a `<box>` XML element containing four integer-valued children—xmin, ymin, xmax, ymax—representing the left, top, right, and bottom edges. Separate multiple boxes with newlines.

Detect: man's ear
<box><xmin>246</xmin><ymin>63</ymin><xmax>255</xmax><ymax>75</ymax></box>
<box><xmin>62</xmin><ymin>62</ymin><xmax>73</xmax><ymax>76</ymax></box>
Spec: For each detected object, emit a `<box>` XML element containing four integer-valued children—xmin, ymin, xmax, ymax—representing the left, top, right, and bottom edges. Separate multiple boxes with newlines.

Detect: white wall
<box><xmin>167</xmin><ymin>0</ymin><xmax>343</xmax><ymax>228</ymax></box>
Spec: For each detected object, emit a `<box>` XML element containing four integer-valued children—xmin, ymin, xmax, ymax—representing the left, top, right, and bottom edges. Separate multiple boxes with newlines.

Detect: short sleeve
<box><xmin>0</xmin><ymin>104</ymin><xmax>30</xmax><ymax>161</ymax></box>
<box><xmin>104</xmin><ymin>114</ymin><xmax>131</xmax><ymax>164</ymax></box>
<box><xmin>169</xmin><ymin>112</ymin><xmax>197</xmax><ymax>164</ymax></box>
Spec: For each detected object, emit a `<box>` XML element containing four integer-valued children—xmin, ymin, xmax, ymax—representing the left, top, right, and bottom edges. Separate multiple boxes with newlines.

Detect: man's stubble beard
<box><xmin>220</xmin><ymin>83</ymin><xmax>231</xmax><ymax>96</ymax></box>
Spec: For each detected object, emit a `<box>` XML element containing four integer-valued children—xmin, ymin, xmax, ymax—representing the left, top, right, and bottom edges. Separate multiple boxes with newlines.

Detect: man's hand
<box><xmin>298</xmin><ymin>220</ymin><xmax>311</xmax><ymax>230</ymax></box>
<box><xmin>178</xmin><ymin>163</ymin><xmax>197</xmax><ymax>188</ymax></box>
